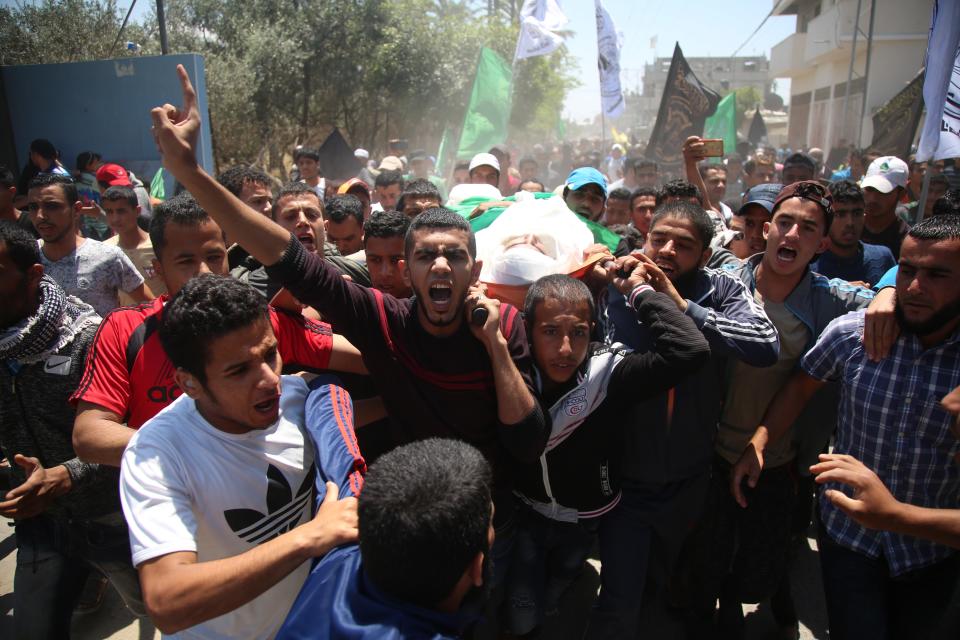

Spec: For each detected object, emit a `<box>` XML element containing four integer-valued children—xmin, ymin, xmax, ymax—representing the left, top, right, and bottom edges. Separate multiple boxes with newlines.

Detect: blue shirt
<box><xmin>830</xmin><ymin>166</ymin><xmax>852</xmax><ymax>181</ymax></box>
<box><xmin>802</xmin><ymin>311</ymin><xmax>960</xmax><ymax>576</ymax></box>
<box><xmin>277</xmin><ymin>545</ymin><xmax>471</xmax><ymax>639</ymax></box>
<box><xmin>810</xmin><ymin>241</ymin><xmax>896</xmax><ymax>287</ymax></box>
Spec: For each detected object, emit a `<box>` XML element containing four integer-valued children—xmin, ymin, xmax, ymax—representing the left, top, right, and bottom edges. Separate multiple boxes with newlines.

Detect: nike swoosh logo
<box><xmin>44</xmin><ymin>356</ymin><xmax>71</xmax><ymax>373</ymax></box>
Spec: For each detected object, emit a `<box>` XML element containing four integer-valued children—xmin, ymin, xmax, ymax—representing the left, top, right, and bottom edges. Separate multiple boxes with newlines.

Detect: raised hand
<box><xmin>862</xmin><ymin>286</ymin><xmax>898</xmax><ymax>362</ymax></box>
<box><xmin>683</xmin><ymin>135</ymin><xmax>707</xmax><ymax>164</ymax></box>
<box><xmin>611</xmin><ymin>254</ymin><xmax>650</xmax><ymax>295</ymax></box>
<box><xmin>466</xmin><ymin>285</ymin><xmax>502</xmax><ymax>348</ymax></box>
<box><xmin>151</xmin><ymin>64</ymin><xmax>201</xmax><ymax>177</ymax></box>
<box><xmin>632</xmin><ymin>252</ymin><xmax>688</xmax><ymax>311</ymax></box>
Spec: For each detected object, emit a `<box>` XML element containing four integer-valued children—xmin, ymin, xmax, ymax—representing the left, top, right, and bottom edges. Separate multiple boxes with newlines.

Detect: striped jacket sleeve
<box><xmin>303</xmin><ymin>375</ymin><xmax>367</xmax><ymax>510</ymax></box>
<box><xmin>684</xmin><ymin>269</ymin><xmax>780</xmax><ymax>367</ymax></box>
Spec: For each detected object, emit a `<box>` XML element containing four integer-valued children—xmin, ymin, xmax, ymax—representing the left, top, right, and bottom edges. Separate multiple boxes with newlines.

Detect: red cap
<box><xmin>95</xmin><ymin>163</ymin><xmax>132</xmax><ymax>187</ymax></box>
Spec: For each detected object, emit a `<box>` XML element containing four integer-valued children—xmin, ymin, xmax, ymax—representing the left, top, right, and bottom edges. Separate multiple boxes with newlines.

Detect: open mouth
<box><xmin>656</xmin><ymin>261</ymin><xmax>676</xmax><ymax>275</ymax></box>
<box><xmin>254</xmin><ymin>396</ymin><xmax>279</xmax><ymax>415</ymax></box>
<box><xmin>428</xmin><ymin>282</ymin><xmax>453</xmax><ymax>309</ymax></box>
<box><xmin>776</xmin><ymin>246</ymin><xmax>798</xmax><ymax>263</ymax></box>
<box><xmin>297</xmin><ymin>233</ymin><xmax>315</xmax><ymax>250</ymax></box>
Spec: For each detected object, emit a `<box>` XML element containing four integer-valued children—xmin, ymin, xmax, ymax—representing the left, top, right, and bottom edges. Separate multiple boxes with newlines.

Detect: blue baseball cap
<box><xmin>737</xmin><ymin>183</ymin><xmax>783</xmax><ymax>216</ymax></box>
<box><xmin>565</xmin><ymin>167</ymin><xmax>608</xmax><ymax>198</ymax></box>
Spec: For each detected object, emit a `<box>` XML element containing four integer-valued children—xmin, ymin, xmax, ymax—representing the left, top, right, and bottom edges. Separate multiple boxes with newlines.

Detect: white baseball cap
<box><xmin>447</xmin><ymin>183</ymin><xmax>503</xmax><ymax>206</ymax></box>
<box><xmin>469</xmin><ymin>152</ymin><xmax>501</xmax><ymax>173</ymax></box>
<box><xmin>354</xmin><ymin>148</ymin><xmax>369</xmax><ymax>160</ymax></box>
<box><xmin>861</xmin><ymin>156</ymin><xmax>908</xmax><ymax>194</ymax></box>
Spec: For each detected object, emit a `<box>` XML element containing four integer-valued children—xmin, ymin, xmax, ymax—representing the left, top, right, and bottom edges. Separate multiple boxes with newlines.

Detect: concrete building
<box><xmin>627</xmin><ymin>55</ymin><xmax>773</xmax><ymax>141</ymax></box>
<box><xmin>770</xmin><ymin>0</ymin><xmax>931</xmax><ymax>153</ymax></box>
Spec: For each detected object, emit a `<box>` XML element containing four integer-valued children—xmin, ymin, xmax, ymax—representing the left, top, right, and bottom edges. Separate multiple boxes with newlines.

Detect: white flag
<box><xmin>595</xmin><ymin>0</ymin><xmax>624</xmax><ymax>119</ymax></box>
<box><xmin>525</xmin><ymin>0</ymin><xmax>567</xmax><ymax>30</ymax></box>
<box><xmin>917</xmin><ymin>0</ymin><xmax>960</xmax><ymax>162</ymax></box>
<box><xmin>514</xmin><ymin>0</ymin><xmax>568</xmax><ymax>62</ymax></box>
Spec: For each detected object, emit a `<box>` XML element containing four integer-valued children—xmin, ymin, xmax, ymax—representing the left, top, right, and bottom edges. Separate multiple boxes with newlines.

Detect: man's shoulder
<box><xmin>70</xmin><ymin>319</ymin><xmax>102</xmax><ymax>353</ymax></box>
<box><xmin>23</xmin><ymin>321</ymin><xmax>101</xmax><ymax>382</ymax></box>
<box><xmin>861</xmin><ymin>241</ymin><xmax>895</xmax><ymax>261</ymax></box>
<box><xmin>108</xmin><ymin>295</ymin><xmax>163</xmax><ymax>319</ymax></box>
<box><xmin>818</xmin><ymin>309</ymin><xmax>866</xmax><ymax>345</ymax></box>
<box><xmin>79</xmin><ymin>238</ymin><xmax>124</xmax><ymax>261</ymax></box>
<box><xmin>283</xmin><ymin>544</ymin><xmax>463</xmax><ymax>639</ymax></box>
<box><xmin>97</xmin><ymin>297</ymin><xmax>164</xmax><ymax>338</ymax></box>
<box><xmin>703</xmin><ymin>264</ymin><xmax>749</xmax><ymax>292</ymax></box>
<box><xmin>720</xmin><ymin>254</ymin><xmax>755</xmax><ymax>275</ymax></box>
<box><xmin>590</xmin><ymin>339</ymin><xmax>632</xmax><ymax>356</ymax></box>
<box><xmin>128</xmin><ymin>394</ymin><xmax>193</xmax><ymax>450</ymax></box>
<box><xmin>831</xmin><ymin>307</ymin><xmax>866</xmax><ymax>328</ymax></box>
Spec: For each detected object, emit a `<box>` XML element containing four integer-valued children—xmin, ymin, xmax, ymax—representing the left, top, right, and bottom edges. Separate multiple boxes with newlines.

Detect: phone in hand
<box><xmin>701</xmin><ymin>139</ymin><xmax>724</xmax><ymax>157</ymax></box>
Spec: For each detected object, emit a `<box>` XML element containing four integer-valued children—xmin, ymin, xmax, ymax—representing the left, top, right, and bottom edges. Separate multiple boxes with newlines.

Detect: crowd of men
<box><xmin>1</xmin><ymin>64</ymin><xmax>959</xmax><ymax>640</ymax></box>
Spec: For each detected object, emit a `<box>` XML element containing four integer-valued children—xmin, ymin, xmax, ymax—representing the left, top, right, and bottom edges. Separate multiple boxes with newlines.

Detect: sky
<box><xmin>559</xmin><ymin>0</ymin><xmax>797</xmax><ymax>121</ymax></box>
<box><xmin>4</xmin><ymin>0</ymin><xmax>799</xmax><ymax>122</ymax></box>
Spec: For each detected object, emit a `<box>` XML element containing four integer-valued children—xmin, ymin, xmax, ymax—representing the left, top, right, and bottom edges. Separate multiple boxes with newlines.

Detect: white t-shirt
<box><xmin>121</xmin><ymin>376</ymin><xmax>315</xmax><ymax>639</ymax></box>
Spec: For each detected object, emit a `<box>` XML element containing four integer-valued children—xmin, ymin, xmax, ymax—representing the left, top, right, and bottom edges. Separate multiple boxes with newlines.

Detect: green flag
<box><xmin>436</xmin><ymin>126</ymin><xmax>454</xmax><ymax>180</ymax></box>
<box><xmin>456</xmin><ymin>48</ymin><xmax>513</xmax><ymax>160</ymax></box>
<box><xmin>150</xmin><ymin>167</ymin><xmax>166</xmax><ymax>201</ymax></box>
<box><xmin>703</xmin><ymin>92</ymin><xmax>736</xmax><ymax>164</ymax></box>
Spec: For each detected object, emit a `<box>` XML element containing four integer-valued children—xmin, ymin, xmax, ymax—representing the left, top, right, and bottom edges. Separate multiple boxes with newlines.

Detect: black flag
<box><xmin>748</xmin><ymin>109</ymin><xmax>767</xmax><ymax>145</ymax></box>
<box><xmin>867</xmin><ymin>70</ymin><xmax>924</xmax><ymax>160</ymax></box>
<box><xmin>317</xmin><ymin>128</ymin><xmax>357</xmax><ymax>181</ymax></box>
<box><xmin>646</xmin><ymin>43</ymin><xmax>720</xmax><ymax>171</ymax></box>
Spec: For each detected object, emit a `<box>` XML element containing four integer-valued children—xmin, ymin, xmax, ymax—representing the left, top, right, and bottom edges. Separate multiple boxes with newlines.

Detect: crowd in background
<box><xmin>1</xmin><ymin>66</ymin><xmax>960</xmax><ymax>640</ymax></box>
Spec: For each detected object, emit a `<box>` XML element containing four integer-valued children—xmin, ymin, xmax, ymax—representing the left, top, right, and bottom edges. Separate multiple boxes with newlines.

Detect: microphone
<box><xmin>471</xmin><ymin>306</ymin><xmax>489</xmax><ymax>327</ymax></box>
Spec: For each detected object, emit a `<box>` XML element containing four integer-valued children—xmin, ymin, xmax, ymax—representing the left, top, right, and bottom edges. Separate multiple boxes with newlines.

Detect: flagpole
<box><xmin>596</xmin><ymin>0</ymin><xmax>605</xmax><ymax>155</ymax></box>
<box><xmin>856</xmin><ymin>0</ymin><xmax>877</xmax><ymax>147</ymax></box>
<box><xmin>601</xmin><ymin>111</ymin><xmax>606</xmax><ymax>154</ymax></box>
<box><xmin>916</xmin><ymin>169</ymin><xmax>932</xmax><ymax>224</ymax></box>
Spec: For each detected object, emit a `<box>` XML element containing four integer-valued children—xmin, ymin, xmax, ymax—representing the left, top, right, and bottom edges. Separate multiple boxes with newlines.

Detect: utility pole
<box><xmin>841</xmin><ymin>0</ymin><xmax>863</xmax><ymax>144</ymax></box>
<box><xmin>856</xmin><ymin>0</ymin><xmax>877</xmax><ymax>147</ymax></box>
<box><xmin>157</xmin><ymin>0</ymin><xmax>169</xmax><ymax>55</ymax></box>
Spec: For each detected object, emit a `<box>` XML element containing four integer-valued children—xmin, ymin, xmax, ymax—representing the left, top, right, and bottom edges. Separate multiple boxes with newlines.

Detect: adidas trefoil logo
<box><xmin>224</xmin><ymin>462</ymin><xmax>315</xmax><ymax>544</ymax></box>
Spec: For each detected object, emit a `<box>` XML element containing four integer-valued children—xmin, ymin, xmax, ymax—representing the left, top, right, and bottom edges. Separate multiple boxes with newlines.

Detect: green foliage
<box><xmin>731</xmin><ymin>86</ymin><xmax>764</xmax><ymax>126</ymax></box>
<box><xmin>1</xmin><ymin>0</ymin><xmax>577</xmax><ymax>172</ymax></box>
<box><xmin>0</xmin><ymin>0</ymin><xmax>149</xmax><ymax>65</ymax></box>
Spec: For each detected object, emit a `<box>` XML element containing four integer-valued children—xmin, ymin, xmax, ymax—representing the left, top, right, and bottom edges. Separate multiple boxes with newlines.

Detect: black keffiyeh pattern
<box><xmin>0</xmin><ymin>275</ymin><xmax>99</xmax><ymax>364</ymax></box>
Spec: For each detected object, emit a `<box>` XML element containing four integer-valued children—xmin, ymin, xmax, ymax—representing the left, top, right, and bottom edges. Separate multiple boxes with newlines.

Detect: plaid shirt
<box><xmin>802</xmin><ymin>310</ymin><xmax>960</xmax><ymax>576</ymax></box>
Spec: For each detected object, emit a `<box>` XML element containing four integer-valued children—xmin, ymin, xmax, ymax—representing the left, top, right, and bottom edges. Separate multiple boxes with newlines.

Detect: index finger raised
<box><xmin>176</xmin><ymin>64</ymin><xmax>198</xmax><ymax>116</ymax></box>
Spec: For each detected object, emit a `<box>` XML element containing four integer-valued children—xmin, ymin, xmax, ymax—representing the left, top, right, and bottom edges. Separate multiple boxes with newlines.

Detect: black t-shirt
<box><xmin>265</xmin><ymin>235</ymin><xmax>549</xmax><ymax>525</ymax></box>
<box><xmin>860</xmin><ymin>217</ymin><xmax>910</xmax><ymax>261</ymax></box>
<box><xmin>861</xmin><ymin>217</ymin><xmax>910</xmax><ymax>260</ymax></box>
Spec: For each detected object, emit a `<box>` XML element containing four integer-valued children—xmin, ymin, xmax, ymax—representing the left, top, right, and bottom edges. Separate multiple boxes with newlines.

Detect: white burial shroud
<box><xmin>476</xmin><ymin>196</ymin><xmax>595</xmax><ymax>286</ymax></box>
